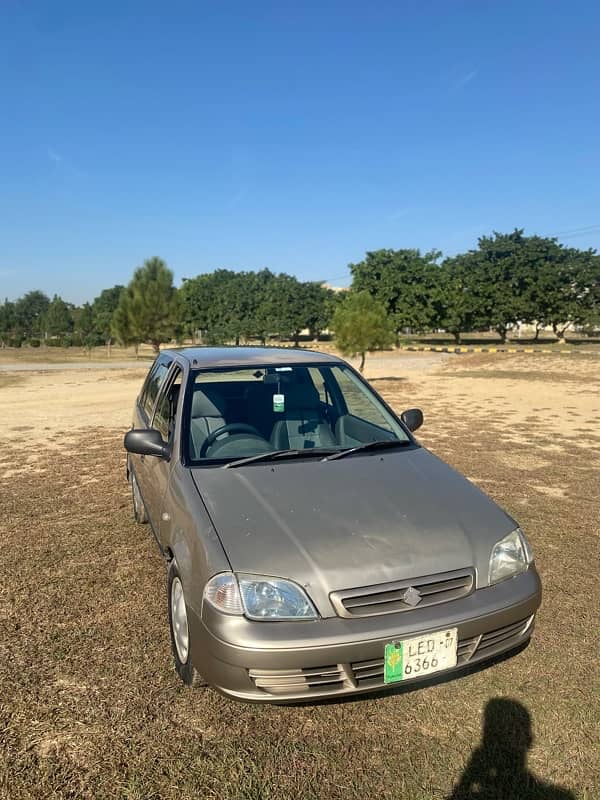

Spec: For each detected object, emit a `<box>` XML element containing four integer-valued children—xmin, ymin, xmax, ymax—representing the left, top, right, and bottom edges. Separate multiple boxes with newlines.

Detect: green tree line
<box><xmin>0</xmin><ymin>285</ymin><xmax>125</xmax><ymax>350</ymax></box>
<box><xmin>1</xmin><ymin>230</ymin><xmax>599</xmax><ymax>356</ymax></box>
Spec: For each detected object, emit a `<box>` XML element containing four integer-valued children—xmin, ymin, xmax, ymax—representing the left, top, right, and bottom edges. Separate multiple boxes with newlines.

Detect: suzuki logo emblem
<box><xmin>402</xmin><ymin>586</ymin><xmax>422</xmax><ymax>607</ymax></box>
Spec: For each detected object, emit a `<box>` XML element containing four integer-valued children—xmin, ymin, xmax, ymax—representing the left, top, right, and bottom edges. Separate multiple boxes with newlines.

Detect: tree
<box><xmin>179</xmin><ymin>269</ymin><xmax>249</xmax><ymax>344</ymax></box>
<box><xmin>331</xmin><ymin>291</ymin><xmax>394</xmax><ymax>372</ymax></box>
<box><xmin>466</xmin><ymin>230</ymin><xmax>540</xmax><ymax>342</ymax></box>
<box><xmin>243</xmin><ymin>269</ymin><xmax>279</xmax><ymax>344</ymax></box>
<box><xmin>447</xmin><ymin>230</ymin><xmax>600</xmax><ymax>342</ymax></box>
<box><xmin>44</xmin><ymin>294</ymin><xmax>73</xmax><ymax>339</ymax></box>
<box><xmin>0</xmin><ymin>300</ymin><xmax>16</xmax><ymax>346</ymax></box>
<box><xmin>350</xmin><ymin>249</ymin><xmax>443</xmax><ymax>337</ymax></box>
<box><xmin>73</xmin><ymin>302</ymin><xmax>97</xmax><ymax>353</ymax></box>
<box><xmin>119</xmin><ymin>257</ymin><xmax>177</xmax><ymax>353</ymax></box>
<box><xmin>437</xmin><ymin>256</ymin><xmax>486</xmax><ymax>343</ymax></box>
<box><xmin>579</xmin><ymin>253</ymin><xmax>600</xmax><ymax>334</ymax></box>
<box><xmin>256</xmin><ymin>273</ymin><xmax>308</xmax><ymax>344</ymax></box>
<box><xmin>300</xmin><ymin>282</ymin><xmax>335</xmax><ymax>340</ymax></box>
<box><xmin>92</xmin><ymin>285</ymin><xmax>125</xmax><ymax>355</ymax></box>
<box><xmin>179</xmin><ymin>268</ymin><xmax>328</xmax><ymax>346</ymax></box>
<box><xmin>14</xmin><ymin>290</ymin><xmax>50</xmax><ymax>339</ymax></box>
<box><xmin>112</xmin><ymin>288</ymin><xmax>139</xmax><ymax>353</ymax></box>
<box><xmin>179</xmin><ymin>273</ymin><xmax>219</xmax><ymax>342</ymax></box>
<box><xmin>527</xmin><ymin>244</ymin><xmax>599</xmax><ymax>341</ymax></box>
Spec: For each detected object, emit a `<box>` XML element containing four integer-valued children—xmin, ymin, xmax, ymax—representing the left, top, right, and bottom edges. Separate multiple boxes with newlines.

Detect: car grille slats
<box><xmin>351</xmin><ymin>660</ymin><xmax>385</xmax><ymax>682</ymax></box>
<box><xmin>247</xmin><ymin>616</ymin><xmax>534</xmax><ymax>697</ymax></box>
<box><xmin>476</xmin><ymin>617</ymin><xmax>532</xmax><ymax>655</ymax></box>
<box><xmin>341</xmin><ymin>576</ymin><xmax>470</xmax><ymax>610</ymax></box>
<box><xmin>248</xmin><ymin>665</ymin><xmax>348</xmax><ymax>694</ymax></box>
<box><xmin>412</xmin><ymin>575</ymin><xmax>475</xmax><ymax>597</ymax></box>
<box><xmin>457</xmin><ymin>635</ymin><xmax>480</xmax><ymax>663</ymax></box>
<box><xmin>330</xmin><ymin>568</ymin><xmax>475</xmax><ymax>618</ymax></box>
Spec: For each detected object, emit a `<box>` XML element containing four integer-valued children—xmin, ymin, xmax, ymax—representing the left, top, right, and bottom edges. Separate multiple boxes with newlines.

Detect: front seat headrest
<box><xmin>281</xmin><ymin>384</ymin><xmax>321</xmax><ymax>411</ymax></box>
<box><xmin>191</xmin><ymin>386</ymin><xmax>227</xmax><ymax>418</ymax></box>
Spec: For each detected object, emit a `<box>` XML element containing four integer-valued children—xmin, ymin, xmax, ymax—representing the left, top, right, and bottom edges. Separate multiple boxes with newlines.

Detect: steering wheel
<box><xmin>200</xmin><ymin>423</ymin><xmax>262</xmax><ymax>457</ymax></box>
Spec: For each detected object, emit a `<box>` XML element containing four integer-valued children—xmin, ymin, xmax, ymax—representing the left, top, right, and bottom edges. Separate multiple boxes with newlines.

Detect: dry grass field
<box><xmin>1</xmin><ymin>350</ymin><xmax>599</xmax><ymax>799</ymax></box>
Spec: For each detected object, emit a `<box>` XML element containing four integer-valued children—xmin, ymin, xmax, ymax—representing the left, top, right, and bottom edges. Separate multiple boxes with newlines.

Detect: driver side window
<box><xmin>153</xmin><ymin>368</ymin><xmax>182</xmax><ymax>441</ymax></box>
<box><xmin>141</xmin><ymin>360</ymin><xmax>171</xmax><ymax>420</ymax></box>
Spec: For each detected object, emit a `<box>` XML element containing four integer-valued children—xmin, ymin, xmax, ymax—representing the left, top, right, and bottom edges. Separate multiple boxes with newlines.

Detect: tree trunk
<box><xmin>533</xmin><ymin>325</ymin><xmax>541</xmax><ymax>341</ymax></box>
<box><xmin>359</xmin><ymin>351</ymin><xmax>366</xmax><ymax>373</ymax></box>
<box><xmin>235</xmin><ymin>335</ymin><xmax>240</xmax><ymax>346</ymax></box>
<box><xmin>152</xmin><ymin>341</ymin><xmax>160</xmax><ymax>354</ymax></box>
<box><xmin>496</xmin><ymin>326</ymin><xmax>507</xmax><ymax>344</ymax></box>
<box><xmin>553</xmin><ymin>322</ymin><xmax>570</xmax><ymax>344</ymax></box>
<box><xmin>107</xmin><ymin>338</ymin><xmax>112</xmax><ymax>358</ymax></box>
<box><xmin>453</xmin><ymin>331</ymin><xmax>461</xmax><ymax>345</ymax></box>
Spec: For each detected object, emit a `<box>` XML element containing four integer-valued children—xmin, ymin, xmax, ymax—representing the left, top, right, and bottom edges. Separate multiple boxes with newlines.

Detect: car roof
<box><xmin>164</xmin><ymin>346</ymin><xmax>345</xmax><ymax>369</ymax></box>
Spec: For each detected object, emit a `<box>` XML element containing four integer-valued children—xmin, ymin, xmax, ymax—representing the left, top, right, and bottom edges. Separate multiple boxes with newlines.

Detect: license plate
<box><xmin>384</xmin><ymin>627</ymin><xmax>458</xmax><ymax>684</ymax></box>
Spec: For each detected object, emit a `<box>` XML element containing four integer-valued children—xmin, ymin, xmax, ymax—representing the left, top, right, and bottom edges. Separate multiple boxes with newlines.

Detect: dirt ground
<box><xmin>1</xmin><ymin>350</ymin><xmax>599</xmax><ymax>799</ymax></box>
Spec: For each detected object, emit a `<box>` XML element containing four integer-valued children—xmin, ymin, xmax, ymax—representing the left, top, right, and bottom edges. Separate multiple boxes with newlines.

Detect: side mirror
<box><xmin>124</xmin><ymin>428</ymin><xmax>170</xmax><ymax>459</ymax></box>
<box><xmin>401</xmin><ymin>408</ymin><xmax>423</xmax><ymax>432</ymax></box>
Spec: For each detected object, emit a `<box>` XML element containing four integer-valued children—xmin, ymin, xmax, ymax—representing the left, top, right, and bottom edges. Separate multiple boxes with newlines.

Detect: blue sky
<box><xmin>1</xmin><ymin>0</ymin><xmax>599</xmax><ymax>303</ymax></box>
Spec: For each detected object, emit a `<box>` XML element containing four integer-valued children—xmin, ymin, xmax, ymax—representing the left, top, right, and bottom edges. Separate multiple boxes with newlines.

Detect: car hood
<box><xmin>191</xmin><ymin>447</ymin><xmax>516</xmax><ymax>617</ymax></box>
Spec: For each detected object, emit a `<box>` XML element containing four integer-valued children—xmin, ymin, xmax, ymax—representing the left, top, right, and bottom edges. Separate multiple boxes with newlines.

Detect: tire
<box><xmin>130</xmin><ymin>469</ymin><xmax>148</xmax><ymax>524</ymax></box>
<box><xmin>167</xmin><ymin>560</ymin><xmax>206</xmax><ymax>687</ymax></box>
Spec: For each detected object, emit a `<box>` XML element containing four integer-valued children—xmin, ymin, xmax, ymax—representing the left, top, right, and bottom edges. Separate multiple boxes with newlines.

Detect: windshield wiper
<box><xmin>322</xmin><ymin>439</ymin><xmax>412</xmax><ymax>461</ymax></box>
<box><xmin>224</xmin><ymin>447</ymin><xmax>339</xmax><ymax>468</ymax></box>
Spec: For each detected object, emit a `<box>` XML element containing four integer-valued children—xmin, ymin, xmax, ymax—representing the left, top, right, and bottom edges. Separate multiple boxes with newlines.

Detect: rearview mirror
<box><xmin>124</xmin><ymin>428</ymin><xmax>170</xmax><ymax>459</ymax></box>
<box><xmin>401</xmin><ymin>408</ymin><xmax>423</xmax><ymax>432</ymax></box>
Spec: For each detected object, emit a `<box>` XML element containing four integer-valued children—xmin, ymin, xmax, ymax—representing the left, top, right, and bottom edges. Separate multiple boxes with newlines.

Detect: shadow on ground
<box><xmin>446</xmin><ymin>698</ymin><xmax>575</xmax><ymax>799</ymax></box>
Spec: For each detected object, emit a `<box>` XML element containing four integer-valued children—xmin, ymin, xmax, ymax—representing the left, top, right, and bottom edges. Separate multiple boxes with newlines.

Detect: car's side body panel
<box><xmin>159</xmin><ymin>464</ymin><xmax>232</xmax><ymax>615</ymax></box>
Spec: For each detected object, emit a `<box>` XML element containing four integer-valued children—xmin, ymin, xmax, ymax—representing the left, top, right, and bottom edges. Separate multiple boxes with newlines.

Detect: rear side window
<box><xmin>142</xmin><ymin>362</ymin><xmax>170</xmax><ymax>419</ymax></box>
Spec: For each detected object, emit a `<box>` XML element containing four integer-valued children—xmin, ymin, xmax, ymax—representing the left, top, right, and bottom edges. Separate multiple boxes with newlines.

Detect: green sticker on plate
<box><xmin>384</xmin><ymin>641</ymin><xmax>404</xmax><ymax>683</ymax></box>
<box><xmin>273</xmin><ymin>393</ymin><xmax>285</xmax><ymax>412</ymax></box>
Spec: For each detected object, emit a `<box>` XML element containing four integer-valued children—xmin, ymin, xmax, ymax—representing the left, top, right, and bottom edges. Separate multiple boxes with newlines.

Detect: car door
<box><xmin>143</xmin><ymin>364</ymin><xmax>183</xmax><ymax>540</ymax></box>
<box><xmin>131</xmin><ymin>356</ymin><xmax>173</xmax><ymax>521</ymax></box>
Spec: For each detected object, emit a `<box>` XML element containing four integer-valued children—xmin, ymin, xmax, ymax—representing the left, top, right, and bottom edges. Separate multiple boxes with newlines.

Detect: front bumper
<box><xmin>188</xmin><ymin>566</ymin><xmax>541</xmax><ymax>702</ymax></box>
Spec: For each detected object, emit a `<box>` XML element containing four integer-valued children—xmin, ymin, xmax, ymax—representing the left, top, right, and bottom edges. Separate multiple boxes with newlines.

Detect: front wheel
<box><xmin>167</xmin><ymin>561</ymin><xmax>205</xmax><ymax>687</ymax></box>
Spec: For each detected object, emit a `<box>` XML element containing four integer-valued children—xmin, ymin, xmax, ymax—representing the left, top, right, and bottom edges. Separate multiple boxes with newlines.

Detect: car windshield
<box><xmin>186</xmin><ymin>363</ymin><xmax>410</xmax><ymax>464</ymax></box>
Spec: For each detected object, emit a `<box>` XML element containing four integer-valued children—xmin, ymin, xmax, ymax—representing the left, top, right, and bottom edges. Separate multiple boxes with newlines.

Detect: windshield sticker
<box><xmin>273</xmin><ymin>393</ymin><xmax>285</xmax><ymax>413</ymax></box>
<box><xmin>274</xmin><ymin>367</ymin><xmax>292</xmax><ymax>372</ymax></box>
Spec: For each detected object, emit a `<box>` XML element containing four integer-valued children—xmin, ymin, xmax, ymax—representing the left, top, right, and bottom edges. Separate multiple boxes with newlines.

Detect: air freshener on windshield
<box><xmin>273</xmin><ymin>393</ymin><xmax>285</xmax><ymax>413</ymax></box>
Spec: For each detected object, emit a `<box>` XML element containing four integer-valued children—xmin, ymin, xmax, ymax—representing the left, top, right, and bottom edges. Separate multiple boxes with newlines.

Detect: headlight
<box><xmin>238</xmin><ymin>575</ymin><xmax>318</xmax><ymax>620</ymax></box>
<box><xmin>489</xmin><ymin>528</ymin><xmax>533</xmax><ymax>585</ymax></box>
<box><xmin>203</xmin><ymin>573</ymin><xmax>318</xmax><ymax>620</ymax></box>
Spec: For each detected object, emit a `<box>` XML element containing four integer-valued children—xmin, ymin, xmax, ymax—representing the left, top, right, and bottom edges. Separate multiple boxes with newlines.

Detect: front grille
<box><xmin>330</xmin><ymin>568</ymin><xmax>475</xmax><ymax>618</ymax></box>
<box><xmin>247</xmin><ymin>616</ymin><xmax>534</xmax><ymax>697</ymax></box>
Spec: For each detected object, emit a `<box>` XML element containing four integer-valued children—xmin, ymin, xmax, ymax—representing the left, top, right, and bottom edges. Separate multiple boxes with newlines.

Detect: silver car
<box><xmin>124</xmin><ymin>347</ymin><xmax>541</xmax><ymax>702</ymax></box>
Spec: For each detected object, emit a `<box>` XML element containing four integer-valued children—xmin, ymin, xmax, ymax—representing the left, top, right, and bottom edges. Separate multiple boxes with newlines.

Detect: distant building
<box><xmin>321</xmin><ymin>282</ymin><xmax>349</xmax><ymax>293</ymax></box>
